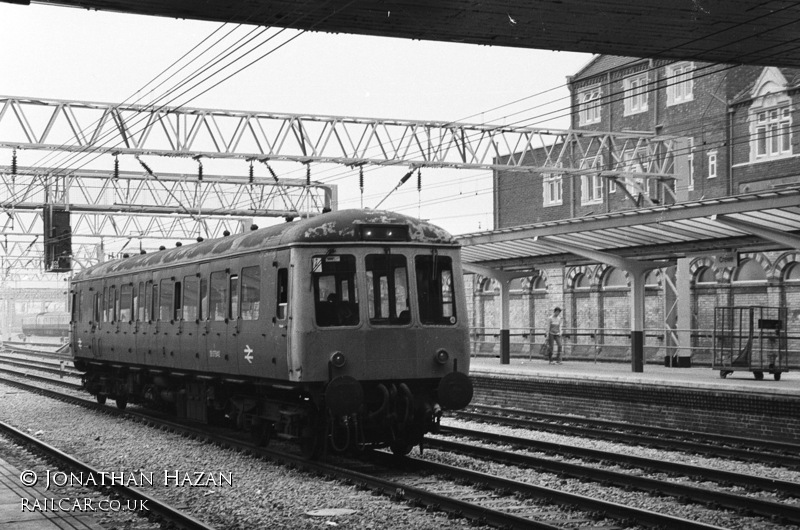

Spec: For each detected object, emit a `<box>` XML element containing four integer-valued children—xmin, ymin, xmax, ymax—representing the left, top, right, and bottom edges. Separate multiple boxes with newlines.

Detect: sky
<box><xmin>0</xmin><ymin>2</ymin><xmax>592</xmax><ymax>237</ymax></box>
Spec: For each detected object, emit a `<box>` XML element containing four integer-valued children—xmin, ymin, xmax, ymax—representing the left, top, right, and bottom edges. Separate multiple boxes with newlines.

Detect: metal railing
<box><xmin>469</xmin><ymin>326</ymin><xmax>800</xmax><ymax>366</ymax></box>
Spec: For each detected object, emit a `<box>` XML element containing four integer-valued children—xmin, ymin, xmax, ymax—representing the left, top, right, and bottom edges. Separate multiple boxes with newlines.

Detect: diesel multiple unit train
<box><xmin>71</xmin><ymin>210</ymin><xmax>473</xmax><ymax>456</ymax></box>
<box><xmin>21</xmin><ymin>312</ymin><xmax>70</xmax><ymax>339</ymax></box>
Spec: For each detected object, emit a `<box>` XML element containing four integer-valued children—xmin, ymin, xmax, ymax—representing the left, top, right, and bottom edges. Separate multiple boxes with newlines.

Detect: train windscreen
<box><xmin>415</xmin><ymin>253</ymin><xmax>457</xmax><ymax>325</ymax></box>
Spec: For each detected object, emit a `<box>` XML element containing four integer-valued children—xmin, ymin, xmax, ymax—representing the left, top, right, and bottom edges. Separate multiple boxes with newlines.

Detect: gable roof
<box><xmin>570</xmin><ymin>55</ymin><xmax>644</xmax><ymax>83</ymax></box>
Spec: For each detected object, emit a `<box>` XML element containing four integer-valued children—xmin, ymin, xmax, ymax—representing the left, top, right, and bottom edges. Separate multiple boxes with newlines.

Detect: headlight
<box><xmin>435</xmin><ymin>349</ymin><xmax>449</xmax><ymax>365</ymax></box>
<box><xmin>330</xmin><ymin>351</ymin><xmax>347</xmax><ymax>368</ymax></box>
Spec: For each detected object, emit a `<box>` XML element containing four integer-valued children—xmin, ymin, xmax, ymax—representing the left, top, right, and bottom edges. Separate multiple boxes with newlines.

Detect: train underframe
<box><xmin>74</xmin><ymin>360</ymin><xmax>467</xmax><ymax>457</ymax></box>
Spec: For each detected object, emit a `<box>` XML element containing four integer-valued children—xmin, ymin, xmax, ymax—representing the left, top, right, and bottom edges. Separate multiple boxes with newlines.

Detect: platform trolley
<box><xmin>713</xmin><ymin>306</ymin><xmax>788</xmax><ymax>380</ymax></box>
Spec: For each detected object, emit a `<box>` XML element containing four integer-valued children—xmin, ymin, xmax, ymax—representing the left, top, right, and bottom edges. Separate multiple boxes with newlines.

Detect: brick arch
<box><xmin>772</xmin><ymin>251</ymin><xmax>800</xmax><ymax>281</ymax></box>
<box><xmin>567</xmin><ymin>265</ymin><xmax>601</xmax><ymax>289</ymax></box>
<box><xmin>731</xmin><ymin>252</ymin><xmax>771</xmax><ymax>282</ymax></box>
<box><xmin>517</xmin><ymin>270</ymin><xmax>545</xmax><ymax>292</ymax></box>
<box><xmin>645</xmin><ymin>268</ymin><xmax>663</xmax><ymax>288</ymax></box>
<box><xmin>598</xmin><ymin>264</ymin><xmax>630</xmax><ymax>288</ymax></box>
<box><xmin>477</xmin><ymin>275</ymin><xmax>498</xmax><ymax>293</ymax></box>
<box><xmin>689</xmin><ymin>257</ymin><xmax>718</xmax><ymax>284</ymax></box>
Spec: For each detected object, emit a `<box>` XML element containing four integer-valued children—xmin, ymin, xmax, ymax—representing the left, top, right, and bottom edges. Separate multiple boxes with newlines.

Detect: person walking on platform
<box><xmin>546</xmin><ymin>307</ymin><xmax>563</xmax><ymax>364</ymax></box>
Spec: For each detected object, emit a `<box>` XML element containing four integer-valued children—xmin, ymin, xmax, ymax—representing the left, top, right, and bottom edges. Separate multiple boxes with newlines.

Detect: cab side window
<box><xmin>276</xmin><ymin>268</ymin><xmax>288</xmax><ymax>320</ymax></box>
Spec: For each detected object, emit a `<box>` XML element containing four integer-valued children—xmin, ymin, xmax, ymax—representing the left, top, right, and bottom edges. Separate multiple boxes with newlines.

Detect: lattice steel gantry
<box><xmin>0</xmin><ymin>95</ymin><xmax>681</xmax><ymax>283</ymax></box>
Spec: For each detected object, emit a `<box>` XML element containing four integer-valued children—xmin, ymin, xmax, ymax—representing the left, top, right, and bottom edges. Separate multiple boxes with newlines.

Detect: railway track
<box><xmin>423</xmin><ymin>428</ymin><xmax>800</xmax><ymax>524</ymax></box>
<box><xmin>1</xmin><ymin>373</ymin><xmax>793</xmax><ymax>529</ymax></box>
<box><xmin>0</xmin><ymin>419</ymin><xmax>215</xmax><ymax>530</ymax></box>
<box><xmin>0</xmin><ymin>354</ymin><xmax>80</xmax><ymax>378</ymax></box>
<box><xmin>1</xmin><ymin>341</ymin><xmax>70</xmax><ymax>358</ymax></box>
<box><xmin>456</xmin><ymin>404</ymin><xmax>800</xmax><ymax>469</ymax></box>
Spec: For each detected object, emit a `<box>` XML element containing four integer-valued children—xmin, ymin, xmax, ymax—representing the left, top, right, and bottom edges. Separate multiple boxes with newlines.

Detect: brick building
<box><xmin>475</xmin><ymin>56</ymin><xmax>800</xmax><ymax>366</ymax></box>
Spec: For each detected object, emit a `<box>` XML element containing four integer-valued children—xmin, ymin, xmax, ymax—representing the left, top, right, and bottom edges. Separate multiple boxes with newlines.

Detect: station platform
<box><xmin>469</xmin><ymin>358</ymin><xmax>800</xmax><ymax>398</ymax></box>
<box><xmin>0</xmin><ymin>457</ymin><xmax>104</xmax><ymax>530</ymax></box>
<box><xmin>467</xmin><ymin>358</ymin><xmax>800</xmax><ymax>443</ymax></box>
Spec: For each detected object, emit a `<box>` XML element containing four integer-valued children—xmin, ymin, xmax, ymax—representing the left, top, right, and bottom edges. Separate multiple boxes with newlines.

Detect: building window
<box><xmin>580</xmin><ymin>157</ymin><xmax>602</xmax><ymax>204</ymax></box>
<box><xmin>543</xmin><ymin>172</ymin><xmax>563</xmax><ymax>206</ymax></box>
<box><xmin>687</xmin><ymin>138</ymin><xmax>695</xmax><ymax>191</ymax></box>
<box><xmin>754</xmin><ymin>106</ymin><xmax>792</xmax><ymax>159</ymax></box>
<box><xmin>707</xmin><ymin>150</ymin><xmax>717</xmax><ymax>179</ymax></box>
<box><xmin>578</xmin><ymin>87</ymin><xmax>601</xmax><ymax>125</ymax></box>
<box><xmin>623</xmin><ymin>74</ymin><xmax>649</xmax><ymax>115</ymax></box>
<box><xmin>666</xmin><ymin>62</ymin><xmax>694</xmax><ymax>106</ymax></box>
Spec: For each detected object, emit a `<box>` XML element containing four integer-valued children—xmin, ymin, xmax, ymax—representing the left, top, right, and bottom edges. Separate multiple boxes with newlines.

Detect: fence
<box><xmin>470</xmin><ymin>326</ymin><xmax>800</xmax><ymax>368</ymax></box>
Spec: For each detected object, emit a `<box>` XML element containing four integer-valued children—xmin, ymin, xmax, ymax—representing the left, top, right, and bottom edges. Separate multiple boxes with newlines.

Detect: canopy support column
<box><xmin>463</xmin><ymin>264</ymin><xmax>533</xmax><ymax>365</ymax></box>
<box><xmin>533</xmin><ymin>238</ymin><xmax>669</xmax><ymax>372</ymax></box>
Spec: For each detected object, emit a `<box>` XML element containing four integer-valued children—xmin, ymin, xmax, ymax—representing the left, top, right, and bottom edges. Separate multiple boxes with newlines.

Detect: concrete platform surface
<box><xmin>469</xmin><ymin>358</ymin><xmax>800</xmax><ymax>397</ymax></box>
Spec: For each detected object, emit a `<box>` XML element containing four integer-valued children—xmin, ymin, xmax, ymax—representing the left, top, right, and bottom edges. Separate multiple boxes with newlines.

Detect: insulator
<box><xmin>11</xmin><ymin>149</ymin><xmax>17</xmax><ymax>176</ymax></box>
<box><xmin>359</xmin><ymin>166</ymin><xmax>364</xmax><ymax>190</ymax></box>
<box><xmin>306</xmin><ymin>164</ymin><xmax>311</xmax><ymax>186</ymax></box>
<box><xmin>249</xmin><ymin>162</ymin><xmax>254</xmax><ymax>184</ymax></box>
<box><xmin>266</xmin><ymin>163</ymin><xmax>279</xmax><ymax>183</ymax></box>
<box><xmin>417</xmin><ymin>168</ymin><xmax>422</xmax><ymax>192</ymax></box>
<box><xmin>198</xmin><ymin>161</ymin><xmax>203</xmax><ymax>181</ymax></box>
<box><xmin>114</xmin><ymin>155</ymin><xmax>119</xmax><ymax>180</ymax></box>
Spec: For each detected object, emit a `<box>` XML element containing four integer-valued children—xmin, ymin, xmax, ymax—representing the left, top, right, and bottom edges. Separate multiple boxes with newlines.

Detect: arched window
<box><xmin>530</xmin><ymin>275</ymin><xmax>546</xmax><ymax>292</ymax></box>
<box><xmin>573</xmin><ymin>273</ymin><xmax>591</xmax><ymax>289</ymax></box>
<box><xmin>645</xmin><ymin>270</ymin><xmax>660</xmax><ymax>288</ymax></box>
<box><xmin>696</xmin><ymin>267</ymin><xmax>716</xmax><ymax>284</ymax></box>
<box><xmin>603</xmin><ymin>268</ymin><xmax>628</xmax><ymax>289</ymax></box>
<box><xmin>481</xmin><ymin>278</ymin><xmax>500</xmax><ymax>293</ymax></box>
<box><xmin>509</xmin><ymin>278</ymin><xmax>525</xmax><ymax>293</ymax></box>
<box><xmin>784</xmin><ymin>262</ymin><xmax>800</xmax><ymax>281</ymax></box>
<box><xmin>733</xmin><ymin>259</ymin><xmax>767</xmax><ymax>283</ymax></box>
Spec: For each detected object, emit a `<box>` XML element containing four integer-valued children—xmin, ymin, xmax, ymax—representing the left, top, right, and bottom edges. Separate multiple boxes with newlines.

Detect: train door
<box><xmin>135</xmin><ymin>278</ymin><xmax>158</xmax><ymax>364</ymax></box>
<box><xmin>156</xmin><ymin>274</ymin><xmax>182</xmax><ymax>369</ymax></box>
<box><xmin>206</xmin><ymin>264</ymin><xmax>237</xmax><ymax>375</ymax></box>
<box><xmin>132</xmin><ymin>278</ymin><xmax>146</xmax><ymax>365</ymax></box>
<box><xmin>180</xmin><ymin>272</ymin><xmax>205</xmax><ymax>373</ymax></box>
<box><xmin>117</xmin><ymin>281</ymin><xmax>135</xmax><ymax>364</ymax></box>
<box><xmin>233</xmin><ymin>260</ymin><xmax>267</xmax><ymax>378</ymax></box>
<box><xmin>100</xmin><ymin>282</ymin><xmax>119</xmax><ymax>362</ymax></box>
<box><xmin>271</xmin><ymin>251</ymin><xmax>291</xmax><ymax>380</ymax></box>
<box><xmin>138</xmin><ymin>280</ymin><xmax>160</xmax><ymax>367</ymax></box>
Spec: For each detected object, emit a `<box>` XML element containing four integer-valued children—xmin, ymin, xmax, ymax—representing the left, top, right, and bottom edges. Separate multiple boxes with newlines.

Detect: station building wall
<box><xmin>468</xmin><ymin>250</ymin><xmax>800</xmax><ymax>368</ymax></box>
<box><xmin>478</xmin><ymin>57</ymin><xmax>800</xmax><ymax>368</ymax></box>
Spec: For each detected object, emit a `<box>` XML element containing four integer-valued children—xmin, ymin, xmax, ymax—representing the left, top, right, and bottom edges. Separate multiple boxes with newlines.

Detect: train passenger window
<box><xmin>93</xmin><ymin>292</ymin><xmax>101</xmax><ymax>323</ymax></box>
<box><xmin>102</xmin><ymin>287</ymin><xmax>109</xmax><ymax>323</ymax></box>
<box><xmin>415</xmin><ymin>254</ymin><xmax>457</xmax><ymax>325</ymax></box>
<box><xmin>133</xmin><ymin>283</ymin><xmax>140</xmax><ymax>321</ymax></box>
<box><xmin>313</xmin><ymin>254</ymin><xmax>359</xmax><ymax>327</ymax></box>
<box><xmin>150</xmin><ymin>283</ymin><xmax>158</xmax><ymax>323</ymax></box>
<box><xmin>119</xmin><ymin>284</ymin><xmax>132</xmax><ymax>322</ymax></box>
<box><xmin>159</xmin><ymin>280</ymin><xmax>174</xmax><ymax>321</ymax></box>
<box><xmin>241</xmin><ymin>266</ymin><xmax>260</xmax><ymax>320</ymax></box>
<box><xmin>143</xmin><ymin>281</ymin><xmax>152</xmax><ymax>322</ymax></box>
<box><xmin>200</xmin><ymin>277</ymin><xmax>208</xmax><ymax>320</ymax></box>
<box><xmin>209</xmin><ymin>271</ymin><xmax>227</xmax><ymax>321</ymax></box>
<box><xmin>229</xmin><ymin>274</ymin><xmax>239</xmax><ymax>320</ymax></box>
<box><xmin>173</xmin><ymin>281</ymin><xmax>182</xmax><ymax>321</ymax></box>
<box><xmin>109</xmin><ymin>286</ymin><xmax>118</xmax><ymax>323</ymax></box>
<box><xmin>276</xmin><ymin>268</ymin><xmax>288</xmax><ymax>320</ymax></box>
<box><xmin>136</xmin><ymin>282</ymin><xmax>145</xmax><ymax>321</ymax></box>
<box><xmin>183</xmin><ymin>276</ymin><xmax>199</xmax><ymax>321</ymax></box>
<box><xmin>366</xmin><ymin>254</ymin><xmax>409</xmax><ymax>325</ymax></box>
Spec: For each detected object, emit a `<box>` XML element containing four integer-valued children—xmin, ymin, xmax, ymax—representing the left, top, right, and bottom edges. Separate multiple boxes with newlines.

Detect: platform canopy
<box><xmin>23</xmin><ymin>0</ymin><xmax>800</xmax><ymax>68</ymax></box>
<box><xmin>457</xmin><ymin>186</ymin><xmax>800</xmax><ymax>270</ymax></box>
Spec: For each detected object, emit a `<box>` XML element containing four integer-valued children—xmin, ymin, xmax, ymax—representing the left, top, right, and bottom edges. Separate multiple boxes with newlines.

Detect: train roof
<box><xmin>73</xmin><ymin>209</ymin><xmax>457</xmax><ymax>281</ymax></box>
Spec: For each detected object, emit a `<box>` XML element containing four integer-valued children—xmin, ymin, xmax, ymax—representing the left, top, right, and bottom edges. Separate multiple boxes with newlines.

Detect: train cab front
<box><xmin>288</xmin><ymin>216</ymin><xmax>473</xmax><ymax>454</ymax></box>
